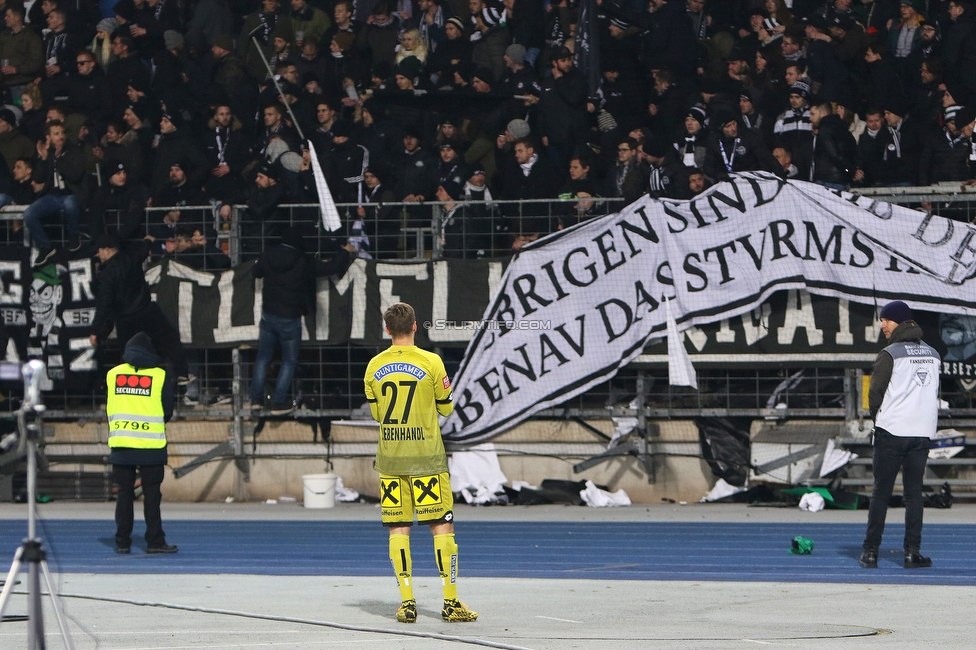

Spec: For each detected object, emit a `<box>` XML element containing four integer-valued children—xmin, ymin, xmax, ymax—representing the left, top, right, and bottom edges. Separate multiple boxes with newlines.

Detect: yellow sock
<box><xmin>389</xmin><ymin>534</ymin><xmax>413</xmax><ymax>602</ymax></box>
<box><xmin>433</xmin><ymin>533</ymin><xmax>458</xmax><ymax>601</ymax></box>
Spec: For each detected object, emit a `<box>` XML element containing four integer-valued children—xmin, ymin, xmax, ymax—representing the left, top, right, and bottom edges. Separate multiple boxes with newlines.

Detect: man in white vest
<box><xmin>860</xmin><ymin>301</ymin><xmax>940</xmax><ymax>569</ymax></box>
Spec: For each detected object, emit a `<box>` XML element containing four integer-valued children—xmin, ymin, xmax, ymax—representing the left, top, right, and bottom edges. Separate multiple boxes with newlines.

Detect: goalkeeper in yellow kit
<box><xmin>364</xmin><ymin>302</ymin><xmax>478</xmax><ymax>624</ymax></box>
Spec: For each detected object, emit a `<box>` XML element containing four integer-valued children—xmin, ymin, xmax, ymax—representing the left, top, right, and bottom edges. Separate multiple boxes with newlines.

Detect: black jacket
<box><xmin>811</xmin><ymin>114</ymin><xmax>857</xmax><ymax>186</ymax></box>
<box><xmin>538</xmin><ymin>67</ymin><xmax>588</xmax><ymax>153</ymax></box>
<box><xmin>89</xmin><ymin>181</ymin><xmax>151</xmax><ymax>240</ymax></box>
<box><xmin>34</xmin><ymin>143</ymin><xmax>88</xmax><ymax>204</ymax></box>
<box><xmin>919</xmin><ymin>128</ymin><xmax>973</xmax><ymax>185</ymax></box>
<box><xmin>704</xmin><ymin>128</ymin><xmax>783</xmax><ymax>180</ymax></box>
<box><xmin>92</xmin><ymin>241</ymin><xmax>154</xmax><ymax>339</ymax></box>
<box><xmin>151</xmin><ymin>130</ymin><xmax>210</xmax><ymax>194</ymax></box>
<box><xmin>254</xmin><ymin>244</ymin><xmax>353</xmax><ymax>319</ymax></box>
<box><xmin>876</xmin><ymin>117</ymin><xmax>923</xmax><ymax>185</ymax></box>
<box><xmin>944</xmin><ymin>10</ymin><xmax>976</xmax><ymax>92</ymax></box>
<box><xmin>107</xmin><ymin>332</ymin><xmax>175</xmax><ymax>466</ymax></box>
<box><xmin>66</xmin><ymin>68</ymin><xmax>113</xmax><ymax>125</ymax></box>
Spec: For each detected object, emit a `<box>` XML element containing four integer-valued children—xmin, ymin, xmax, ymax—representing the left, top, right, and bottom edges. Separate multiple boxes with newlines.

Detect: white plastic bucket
<box><xmin>302</xmin><ymin>473</ymin><xmax>337</xmax><ymax>508</ymax></box>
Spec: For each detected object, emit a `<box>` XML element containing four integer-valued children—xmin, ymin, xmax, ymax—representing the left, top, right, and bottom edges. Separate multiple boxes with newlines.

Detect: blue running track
<box><xmin>2</xmin><ymin>520</ymin><xmax>973</xmax><ymax>586</ymax></box>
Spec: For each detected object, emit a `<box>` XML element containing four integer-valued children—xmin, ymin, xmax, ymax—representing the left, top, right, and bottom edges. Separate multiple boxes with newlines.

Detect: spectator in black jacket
<box><xmin>528</xmin><ymin>46</ymin><xmax>587</xmax><ymax>167</ymax></box>
<box><xmin>808</xmin><ymin>101</ymin><xmax>857</xmax><ymax>189</ymax></box>
<box><xmin>501</xmin><ymin>137</ymin><xmax>560</xmax><ymax>245</ymax></box>
<box><xmin>357</xmin><ymin>166</ymin><xmax>399</xmax><ymax>257</ymax></box>
<box><xmin>919</xmin><ymin>104</ymin><xmax>973</xmax><ymax>185</ymax></box>
<box><xmin>65</xmin><ymin>51</ymin><xmax>112</xmax><ymax>130</ymax></box>
<box><xmin>944</xmin><ymin>0</ymin><xmax>976</xmax><ymax>96</ymax></box>
<box><xmin>878</xmin><ymin>99</ymin><xmax>923</xmax><ymax>185</ymax></box>
<box><xmin>248</xmin><ymin>227</ymin><xmax>354</xmax><ymax>413</ymax></box>
<box><xmin>704</xmin><ymin>113</ymin><xmax>784</xmax><ymax>180</ymax></box>
<box><xmin>854</xmin><ymin>107</ymin><xmax>886</xmax><ymax>186</ymax></box>
<box><xmin>89</xmin><ymin>233</ymin><xmax>189</xmax><ymax>380</ymax></box>
<box><xmin>105</xmin><ymin>35</ymin><xmax>147</xmax><ymax>116</ymax></box>
<box><xmin>23</xmin><ymin>120</ymin><xmax>88</xmax><ymax>266</ymax></box>
<box><xmin>151</xmin><ymin>112</ymin><xmax>210</xmax><ymax>194</ymax></box>
<box><xmin>89</xmin><ymin>161</ymin><xmax>151</xmax><ymax>240</ymax></box>
<box><xmin>202</xmin><ymin>104</ymin><xmax>250</xmax><ymax>204</ymax></box>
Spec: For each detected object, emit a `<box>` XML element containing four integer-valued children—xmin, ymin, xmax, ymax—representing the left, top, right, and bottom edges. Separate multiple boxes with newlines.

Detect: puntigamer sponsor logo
<box><xmin>373</xmin><ymin>363</ymin><xmax>427</xmax><ymax>381</ymax></box>
<box><xmin>115</xmin><ymin>374</ymin><xmax>153</xmax><ymax>396</ymax></box>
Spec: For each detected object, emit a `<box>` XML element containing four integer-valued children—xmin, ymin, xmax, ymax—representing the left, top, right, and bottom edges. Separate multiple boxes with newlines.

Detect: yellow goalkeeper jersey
<box><xmin>364</xmin><ymin>345</ymin><xmax>454</xmax><ymax>476</ymax></box>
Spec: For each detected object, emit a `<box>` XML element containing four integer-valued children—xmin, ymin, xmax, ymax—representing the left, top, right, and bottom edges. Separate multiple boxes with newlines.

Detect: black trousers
<box><xmin>116</xmin><ymin>302</ymin><xmax>189</xmax><ymax>378</ymax></box>
<box><xmin>862</xmin><ymin>428</ymin><xmax>930</xmax><ymax>553</ymax></box>
<box><xmin>113</xmin><ymin>464</ymin><xmax>166</xmax><ymax>548</ymax></box>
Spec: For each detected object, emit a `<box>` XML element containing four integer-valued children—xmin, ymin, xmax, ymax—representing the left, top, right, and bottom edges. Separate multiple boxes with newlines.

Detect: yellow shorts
<box><xmin>379</xmin><ymin>471</ymin><xmax>454</xmax><ymax>527</ymax></box>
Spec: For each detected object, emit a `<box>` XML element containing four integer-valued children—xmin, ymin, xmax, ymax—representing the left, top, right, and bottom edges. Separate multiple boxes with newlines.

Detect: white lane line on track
<box><xmin>535</xmin><ymin>616</ymin><xmax>582</xmax><ymax>623</ymax></box>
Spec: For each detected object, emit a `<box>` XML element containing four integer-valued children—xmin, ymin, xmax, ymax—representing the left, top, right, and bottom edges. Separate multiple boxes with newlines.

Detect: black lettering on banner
<box><xmin>912</xmin><ymin>211</ymin><xmax>954</xmax><ymax>247</ymax></box>
<box><xmin>708</xmin><ymin>183</ymin><xmax>747</xmax><ymax>218</ymax></box>
<box><xmin>617</xmin><ymin>207</ymin><xmax>659</xmax><ymax>257</ymax></box>
<box><xmin>381</xmin><ymin>478</ymin><xmax>401</xmax><ymax>507</ymax></box>
<box><xmin>662</xmin><ymin>202</ymin><xmax>688</xmax><ymax>234</ymax></box>
<box><xmin>563</xmin><ymin>247</ymin><xmax>598</xmax><ymax>287</ymax></box>
<box><xmin>769</xmin><ymin>220</ymin><xmax>802</xmax><ymax>260</ymax></box>
<box><xmin>512</xmin><ymin>273</ymin><xmax>553</xmax><ymax>317</ymax></box>
<box><xmin>454</xmin><ymin>389</ymin><xmax>484</xmax><ymax>426</ymax></box>
<box><xmin>703</xmin><ymin>241</ymin><xmax>738</xmax><ymax>284</ymax></box>
<box><xmin>500</xmin><ymin>344</ymin><xmax>536</xmax><ymax>393</ymax></box>
<box><xmin>538</xmin><ymin>333</ymin><xmax>570</xmax><ymax>376</ymax></box>
<box><xmin>736</xmin><ymin>229</ymin><xmax>768</xmax><ymax>270</ymax></box>
<box><xmin>476</xmin><ymin>368</ymin><xmax>503</xmax><ymax>404</ymax></box>
<box><xmin>540</xmin><ymin>261</ymin><xmax>569</xmax><ymax>300</ymax></box>
<box><xmin>412</xmin><ymin>476</ymin><xmax>441</xmax><ymax>504</ymax></box>
<box><xmin>802</xmin><ymin>223</ymin><xmax>845</xmax><ymax>264</ymax></box>
<box><xmin>848</xmin><ymin>231</ymin><xmax>874</xmax><ymax>268</ymax></box>
<box><xmin>634</xmin><ymin>281</ymin><xmax>660</xmax><ymax>317</ymax></box>
<box><xmin>744</xmin><ymin>175</ymin><xmax>785</xmax><ymax>206</ymax></box>
<box><xmin>596</xmin><ymin>299</ymin><xmax>633</xmax><ymax>343</ymax></box>
<box><xmin>553</xmin><ymin>315</ymin><xmax>585</xmax><ymax>356</ymax></box>
<box><xmin>593</xmin><ymin>230</ymin><xmax>626</xmax><ymax>274</ymax></box>
<box><xmin>683</xmin><ymin>253</ymin><xmax>708</xmax><ymax>292</ymax></box>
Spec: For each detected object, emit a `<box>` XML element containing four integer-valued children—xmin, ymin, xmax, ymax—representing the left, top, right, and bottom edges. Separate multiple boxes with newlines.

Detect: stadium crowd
<box><xmin>0</xmin><ymin>0</ymin><xmax>974</xmax><ymax>265</ymax></box>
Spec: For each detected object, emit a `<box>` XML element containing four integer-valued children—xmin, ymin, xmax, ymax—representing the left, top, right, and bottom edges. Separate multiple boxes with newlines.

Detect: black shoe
<box><xmin>115</xmin><ymin>545</ymin><xmax>130</xmax><ymax>554</ymax></box>
<box><xmin>269</xmin><ymin>401</ymin><xmax>295</xmax><ymax>415</ymax></box>
<box><xmin>904</xmin><ymin>552</ymin><xmax>932</xmax><ymax>568</ymax></box>
<box><xmin>147</xmin><ymin>544</ymin><xmax>179</xmax><ymax>554</ymax></box>
<box><xmin>859</xmin><ymin>549</ymin><xmax>878</xmax><ymax>568</ymax></box>
<box><xmin>67</xmin><ymin>233</ymin><xmax>90</xmax><ymax>252</ymax></box>
<box><xmin>34</xmin><ymin>246</ymin><xmax>56</xmax><ymax>267</ymax></box>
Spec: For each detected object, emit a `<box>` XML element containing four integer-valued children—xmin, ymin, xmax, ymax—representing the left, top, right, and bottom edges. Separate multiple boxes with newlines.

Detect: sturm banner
<box><xmin>440</xmin><ymin>173</ymin><xmax>976</xmax><ymax>444</ymax></box>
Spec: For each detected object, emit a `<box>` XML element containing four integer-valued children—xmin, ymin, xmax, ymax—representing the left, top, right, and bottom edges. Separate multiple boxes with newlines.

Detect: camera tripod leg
<box><xmin>27</xmin><ymin>562</ymin><xmax>42</xmax><ymax>649</ymax></box>
<box><xmin>40</xmin><ymin>558</ymin><xmax>75</xmax><ymax>649</ymax></box>
<box><xmin>0</xmin><ymin>545</ymin><xmax>25</xmax><ymax>621</ymax></box>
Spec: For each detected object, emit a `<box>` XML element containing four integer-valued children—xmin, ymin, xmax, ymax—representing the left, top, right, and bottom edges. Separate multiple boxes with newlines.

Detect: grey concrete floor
<box><xmin>1</xmin><ymin>503</ymin><xmax>973</xmax><ymax>649</ymax></box>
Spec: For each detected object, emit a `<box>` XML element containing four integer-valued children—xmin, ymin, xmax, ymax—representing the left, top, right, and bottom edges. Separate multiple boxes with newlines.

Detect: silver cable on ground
<box><xmin>24</xmin><ymin>591</ymin><xmax>537</xmax><ymax>650</ymax></box>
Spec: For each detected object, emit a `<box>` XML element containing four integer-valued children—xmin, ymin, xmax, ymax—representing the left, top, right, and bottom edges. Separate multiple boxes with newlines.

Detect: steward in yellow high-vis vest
<box><xmin>107</xmin><ymin>333</ymin><xmax>178</xmax><ymax>555</ymax></box>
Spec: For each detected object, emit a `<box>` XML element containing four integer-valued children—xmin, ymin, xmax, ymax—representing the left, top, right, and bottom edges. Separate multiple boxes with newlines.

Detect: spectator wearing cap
<box><xmin>806</xmin><ymin>101</ymin><xmax>857</xmax><ymax>190</ymax></box>
<box><xmin>878</xmin><ymin>97</ymin><xmax>923</xmax><ymax>185</ymax></box>
<box><xmin>324</xmin><ymin>32</ymin><xmax>368</xmax><ymax>97</ymax></box>
<box><xmin>66</xmin><ymin>51</ymin><xmax>112</xmax><ymax>129</ymax></box>
<box><xmin>802</xmin><ymin>15</ymin><xmax>851</xmax><ymax>102</ymax></box>
<box><xmin>704</xmin><ymin>112</ymin><xmax>784</xmax><ymax>181</ymax></box>
<box><xmin>89</xmin><ymin>160</ymin><xmax>151</xmax><ymax>241</ymax></box>
<box><xmin>325</xmin><ymin>120</ymin><xmax>369</xmax><ymax>203</ymax></box>
<box><xmin>210</xmin><ymin>35</ymin><xmax>246</xmax><ymax>106</ymax></box>
<box><xmin>919</xmin><ymin>104</ymin><xmax>974</xmax><ymax>186</ymax></box>
<box><xmin>289</xmin><ymin>0</ymin><xmax>333</xmax><ymax>50</ymax></box>
<box><xmin>944</xmin><ymin>0</ymin><xmax>976</xmax><ymax>97</ymax></box>
<box><xmin>152</xmin><ymin>163</ymin><xmax>210</xmax><ymax>237</ymax></box>
<box><xmin>436</xmin><ymin>178</ymin><xmax>489</xmax><ymax>258</ymax></box>
<box><xmin>357</xmin><ymin>2</ymin><xmax>402</xmax><ymax>67</ymax></box>
<box><xmin>826</xmin><ymin>12</ymin><xmax>869</xmax><ymax>65</ymax></box>
<box><xmin>672</xmin><ymin>104</ymin><xmax>708</xmax><ymax>170</ymax></box>
<box><xmin>490</xmin><ymin>117</ymin><xmax>529</xmax><ymax>190</ymax></box>
<box><xmin>151</xmin><ymin>112</ymin><xmax>209</xmax><ymax>194</ymax></box>
<box><xmin>0</xmin><ymin>5</ymin><xmax>43</xmax><ymax>93</ymax></box>
<box><xmin>426</xmin><ymin>16</ymin><xmax>471</xmax><ymax>83</ymax></box>
<box><xmin>471</xmin><ymin>0</ymin><xmax>508</xmax><ymax>83</ymax></box>
<box><xmin>232</xmin><ymin>162</ymin><xmax>286</xmax><ymax>253</ymax></box>
<box><xmin>528</xmin><ymin>45</ymin><xmax>587</xmax><ymax>168</ymax></box>
<box><xmin>773</xmin><ymin>81</ymin><xmax>813</xmax><ymax>152</ymax></box>
<box><xmin>249</xmin><ymin>227</ymin><xmax>353</xmax><ymax>413</ymax></box>
<box><xmin>394</xmin><ymin>125</ymin><xmax>438</xmax><ymax>202</ymax></box>
<box><xmin>605</xmin><ymin>0</ymin><xmax>697</xmax><ymax>79</ymax></box>
<box><xmin>184</xmin><ymin>0</ymin><xmax>235</xmax><ymax>53</ymax></box>
<box><xmin>355</xmin><ymin>166</ymin><xmax>399</xmax><ymax>257</ymax></box>
<box><xmin>500</xmin><ymin>43</ymin><xmax>540</xmax><ymax>95</ymax></box>
<box><xmin>23</xmin><ymin>119</ymin><xmax>88</xmax><ymax>265</ymax></box>
<box><xmin>106</xmin><ymin>35</ymin><xmax>149</xmax><ymax>117</ymax></box>
<box><xmin>605</xmin><ymin>137</ymin><xmax>644</xmax><ymax>203</ymax></box>
<box><xmin>739</xmin><ymin>89</ymin><xmax>769</xmax><ymax>141</ymax></box>
<box><xmin>888</xmin><ymin>1</ymin><xmax>924</xmax><ymax>67</ymax></box>
<box><xmin>437</xmin><ymin>140</ymin><xmax>470</xmax><ymax>188</ymax></box>
<box><xmin>91</xmin><ymin>18</ymin><xmax>119</xmax><ymax>70</ymax></box>
<box><xmin>0</xmin><ymin>108</ymin><xmax>35</xmax><ymax>174</ymax></box>
<box><xmin>203</xmin><ymin>105</ymin><xmax>250</xmax><ymax>204</ymax></box>
<box><xmin>638</xmin><ymin>137</ymin><xmax>680</xmax><ymax>200</ymax></box>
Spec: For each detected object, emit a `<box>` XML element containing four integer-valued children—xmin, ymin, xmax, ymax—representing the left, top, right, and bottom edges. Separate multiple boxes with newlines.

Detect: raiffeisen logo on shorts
<box><xmin>115</xmin><ymin>374</ymin><xmax>153</xmax><ymax>396</ymax></box>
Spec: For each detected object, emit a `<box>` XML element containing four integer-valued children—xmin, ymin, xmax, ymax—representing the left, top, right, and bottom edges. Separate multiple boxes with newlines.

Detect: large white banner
<box><xmin>441</xmin><ymin>173</ymin><xmax>976</xmax><ymax>443</ymax></box>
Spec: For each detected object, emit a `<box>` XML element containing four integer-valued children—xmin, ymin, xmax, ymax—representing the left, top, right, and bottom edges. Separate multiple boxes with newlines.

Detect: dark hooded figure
<box><xmin>107</xmin><ymin>331</ymin><xmax>177</xmax><ymax>555</ymax></box>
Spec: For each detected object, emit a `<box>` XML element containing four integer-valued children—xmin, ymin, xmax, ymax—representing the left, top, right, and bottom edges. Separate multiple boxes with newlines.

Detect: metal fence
<box><xmin>0</xmin><ymin>188</ymin><xmax>973</xmax><ymax>427</ymax></box>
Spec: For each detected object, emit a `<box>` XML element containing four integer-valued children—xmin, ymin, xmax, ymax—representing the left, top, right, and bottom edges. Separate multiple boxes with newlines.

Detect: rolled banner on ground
<box><xmin>307</xmin><ymin>140</ymin><xmax>342</xmax><ymax>232</ymax></box>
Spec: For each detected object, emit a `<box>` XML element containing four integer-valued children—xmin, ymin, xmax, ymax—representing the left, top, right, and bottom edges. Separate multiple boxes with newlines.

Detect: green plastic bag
<box><xmin>790</xmin><ymin>536</ymin><xmax>814</xmax><ymax>555</ymax></box>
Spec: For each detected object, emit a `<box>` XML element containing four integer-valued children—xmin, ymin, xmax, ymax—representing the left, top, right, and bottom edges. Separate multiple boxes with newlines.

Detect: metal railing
<box><xmin>0</xmin><ymin>189</ymin><xmax>973</xmax><ymax>427</ymax></box>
